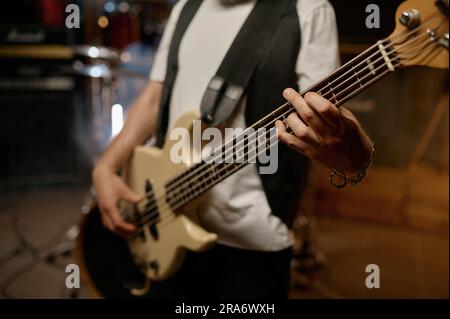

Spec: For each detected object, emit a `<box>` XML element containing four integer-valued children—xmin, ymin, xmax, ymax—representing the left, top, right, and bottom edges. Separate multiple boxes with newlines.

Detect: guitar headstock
<box><xmin>391</xmin><ymin>0</ymin><xmax>448</xmax><ymax>69</ymax></box>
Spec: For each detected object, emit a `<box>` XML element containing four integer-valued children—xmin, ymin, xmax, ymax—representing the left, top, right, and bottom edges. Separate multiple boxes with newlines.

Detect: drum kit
<box><xmin>45</xmin><ymin>43</ymin><xmax>152</xmax><ymax>288</ymax></box>
<box><xmin>60</xmin><ymin>44</ymin><xmax>151</xmax><ymax>157</ymax></box>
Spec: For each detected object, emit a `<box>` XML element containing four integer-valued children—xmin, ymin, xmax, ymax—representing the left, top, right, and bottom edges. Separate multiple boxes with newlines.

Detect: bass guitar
<box><xmin>76</xmin><ymin>0</ymin><xmax>448</xmax><ymax>298</ymax></box>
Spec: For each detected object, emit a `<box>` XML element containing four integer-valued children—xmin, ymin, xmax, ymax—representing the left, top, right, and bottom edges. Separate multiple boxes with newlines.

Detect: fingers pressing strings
<box><xmin>281</xmin><ymin>89</ymin><xmax>344</xmax><ymax>143</ymax></box>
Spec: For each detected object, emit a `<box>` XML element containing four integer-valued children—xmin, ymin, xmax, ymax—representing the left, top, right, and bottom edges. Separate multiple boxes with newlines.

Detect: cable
<box><xmin>0</xmin><ymin>257</ymin><xmax>38</xmax><ymax>299</ymax></box>
<box><xmin>0</xmin><ymin>209</ymin><xmax>79</xmax><ymax>298</ymax></box>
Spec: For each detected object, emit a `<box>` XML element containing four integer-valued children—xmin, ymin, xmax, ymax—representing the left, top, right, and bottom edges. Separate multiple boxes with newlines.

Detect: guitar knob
<box><xmin>439</xmin><ymin>33</ymin><xmax>449</xmax><ymax>50</ymax></box>
<box><xmin>400</xmin><ymin>9</ymin><xmax>421</xmax><ymax>29</ymax></box>
<box><xmin>149</xmin><ymin>260</ymin><xmax>159</xmax><ymax>272</ymax></box>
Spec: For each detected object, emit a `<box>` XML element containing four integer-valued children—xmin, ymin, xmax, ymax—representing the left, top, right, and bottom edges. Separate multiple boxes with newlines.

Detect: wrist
<box><xmin>92</xmin><ymin>162</ymin><xmax>115</xmax><ymax>181</ymax></box>
<box><xmin>330</xmin><ymin>143</ymin><xmax>375</xmax><ymax>188</ymax></box>
<box><xmin>348</xmin><ymin>134</ymin><xmax>374</xmax><ymax>173</ymax></box>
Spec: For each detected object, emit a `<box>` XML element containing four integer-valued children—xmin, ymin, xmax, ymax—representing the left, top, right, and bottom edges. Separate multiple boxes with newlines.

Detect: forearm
<box><xmin>94</xmin><ymin>81</ymin><xmax>163</xmax><ymax>174</ymax></box>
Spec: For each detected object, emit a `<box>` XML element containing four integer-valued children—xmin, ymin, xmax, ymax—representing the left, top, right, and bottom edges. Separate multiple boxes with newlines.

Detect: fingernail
<box><xmin>283</xmin><ymin>88</ymin><xmax>293</xmax><ymax>97</ymax></box>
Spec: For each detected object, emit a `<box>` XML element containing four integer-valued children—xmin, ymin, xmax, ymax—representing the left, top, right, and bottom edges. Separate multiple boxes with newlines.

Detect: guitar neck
<box><xmin>164</xmin><ymin>38</ymin><xmax>400</xmax><ymax>212</ymax></box>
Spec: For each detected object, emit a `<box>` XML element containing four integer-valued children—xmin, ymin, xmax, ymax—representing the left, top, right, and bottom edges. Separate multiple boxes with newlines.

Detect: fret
<box><xmin>377</xmin><ymin>40</ymin><xmax>395</xmax><ymax>72</ymax></box>
<box><xmin>238</xmin><ymin>131</ymin><xmax>253</xmax><ymax>163</ymax></box>
<box><xmin>189</xmin><ymin>177</ymin><xmax>200</xmax><ymax>197</ymax></box>
<box><xmin>321</xmin><ymin>49</ymin><xmax>389</xmax><ymax>108</ymax></box>
<box><xmin>271</xmin><ymin>106</ymin><xmax>287</xmax><ymax>122</ymax></box>
<box><xmin>366</xmin><ymin>58</ymin><xmax>376</xmax><ymax>75</ymax></box>
<box><xmin>334</xmin><ymin>65</ymin><xmax>393</xmax><ymax>107</ymax></box>
<box><xmin>235</xmin><ymin>141</ymin><xmax>245</xmax><ymax>164</ymax></box>
<box><xmin>223</xmin><ymin>139</ymin><xmax>234</xmax><ymax>164</ymax></box>
<box><xmin>242</xmin><ymin>141</ymin><xmax>248</xmax><ymax>163</ymax></box>
<box><xmin>212</xmin><ymin>163</ymin><xmax>220</xmax><ymax>177</ymax></box>
<box><xmin>321</xmin><ymin>80</ymin><xmax>334</xmax><ymax>104</ymax></box>
<box><xmin>182</xmin><ymin>185</ymin><xmax>191</xmax><ymax>202</ymax></box>
<box><xmin>330</xmin><ymin>81</ymin><xmax>339</xmax><ymax>105</ymax></box>
<box><xmin>200</xmin><ymin>171</ymin><xmax>210</xmax><ymax>188</ymax></box>
<box><xmin>352</xmin><ymin>64</ymin><xmax>364</xmax><ymax>88</ymax></box>
<box><xmin>210</xmin><ymin>163</ymin><xmax>219</xmax><ymax>181</ymax></box>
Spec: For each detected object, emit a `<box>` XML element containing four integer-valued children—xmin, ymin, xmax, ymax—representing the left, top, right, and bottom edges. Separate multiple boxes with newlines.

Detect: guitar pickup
<box><xmin>132</xmin><ymin>204</ymin><xmax>145</xmax><ymax>241</ymax></box>
<box><xmin>145</xmin><ymin>179</ymin><xmax>160</xmax><ymax>241</ymax></box>
<box><xmin>149</xmin><ymin>224</ymin><xmax>159</xmax><ymax>241</ymax></box>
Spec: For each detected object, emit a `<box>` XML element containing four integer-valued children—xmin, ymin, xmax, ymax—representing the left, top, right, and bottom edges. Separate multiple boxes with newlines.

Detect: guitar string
<box><xmin>395</xmin><ymin>18</ymin><xmax>447</xmax><ymax>60</ymax></box>
<box><xmin>143</xmin><ymin>13</ymin><xmax>439</xmax><ymax>208</ymax></box>
<box><xmin>133</xmin><ymin>52</ymin><xmax>395</xmax><ymax>228</ymax></box>
<box><xmin>133</xmin><ymin>26</ymin><xmax>438</xmax><ymax>231</ymax></box>
<box><xmin>161</xmin><ymin>11</ymin><xmax>440</xmax><ymax>191</ymax></box>
<box><xmin>130</xmin><ymin>16</ymin><xmax>441</xmax><ymax>231</ymax></box>
<box><xmin>138</xmin><ymin>52</ymin><xmax>414</xmax><ymax>232</ymax></box>
<box><xmin>139</xmin><ymin>30</ymin><xmax>442</xmax><ymax>232</ymax></box>
<box><xmin>136</xmin><ymin>60</ymin><xmax>401</xmax><ymax>231</ymax></box>
<box><xmin>136</xmin><ymin>62</ymin><xmax>410</xmax><ymax>230</ymax></box>
<box><xmin>134</xmin><ymin>44</ymin><xmax>394</xmax><ymax>221</ymax></box>
<box><xmin>175</xmin><ymin>29</ymin><xmax>445</xmax><ymax>204</ymax></box>
<box><xmin>152</xmin><ymin>55</ymin><xmax>415</xmax><ymax>231</ymax></box>
<box><xmin>133</xmin><ymin>31</ymin><xmax>438</xmax><ymax>233</ymax></box>
<box><xmin>150</xmin><ymin>65</ymin><xmax>403</xmax><ymax>231</ymax></box>
<box><xmin>132</xmin><ymin>29</ymin><xmax>435</xmax><ymax>230</ymax></box>
<box><xmin>164</xmin><ymin>24</ymin><xmax>444</xmax><ymax>198</ymax></box>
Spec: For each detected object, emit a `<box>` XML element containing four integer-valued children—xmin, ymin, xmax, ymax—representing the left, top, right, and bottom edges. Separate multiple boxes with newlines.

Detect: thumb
<box><xmin>121</xmin><ymin>185</ymin><xmax>143</xmax><ymax>203</ymax></box>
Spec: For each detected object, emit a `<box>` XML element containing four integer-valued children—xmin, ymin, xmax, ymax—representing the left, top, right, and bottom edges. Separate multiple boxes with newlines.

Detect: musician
<box><xmin>92</xmin><ymin>0</ymin><xmax>374</xmax><ymax>298</ymax></box>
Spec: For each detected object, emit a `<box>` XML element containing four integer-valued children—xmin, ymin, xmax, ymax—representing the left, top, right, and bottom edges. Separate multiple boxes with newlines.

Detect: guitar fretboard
<box><xmin>162</xmin><ymin>39</ymin><xmax>399</xmax><ymax>212</ymax></box>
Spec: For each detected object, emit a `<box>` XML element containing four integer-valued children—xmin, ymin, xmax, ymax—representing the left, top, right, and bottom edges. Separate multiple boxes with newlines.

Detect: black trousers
<box><xmin>149</xmin><ymin>244</ymin><xmax>292</xmax><ymax>299</ymax></box>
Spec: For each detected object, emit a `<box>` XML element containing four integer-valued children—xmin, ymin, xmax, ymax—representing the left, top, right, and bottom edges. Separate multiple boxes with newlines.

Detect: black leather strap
<box><xmin>156</xmin><ymin>0</ymin><xmax>203</xmax><ymax>147</ymax></box>
<box><xmin>200</xmin><ymin>0</ymin><xmax>292</xmax><ymax>126</ymax></box>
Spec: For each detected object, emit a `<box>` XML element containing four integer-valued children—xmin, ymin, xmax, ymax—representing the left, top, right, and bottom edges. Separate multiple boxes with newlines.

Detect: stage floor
<box><xmin>0</xmin><ymin>187</ymin><xmax>448</xmax><ymax>299</ymax></box>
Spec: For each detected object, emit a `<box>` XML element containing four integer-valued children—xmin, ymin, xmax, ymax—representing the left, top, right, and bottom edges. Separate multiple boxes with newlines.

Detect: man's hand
<box><xmin>90</xmin><ymin>81</ymin><xmax>161</xmax><ymax>237</ymax></box>
<box><xmin>92</xmin><ymin>165</ymin><xmax>143</xmax><ymax>238</ymax></box>
<box><xmin>276</xmin><ymin>88</ymin><xmax>374</xmax><ymax>173</ymax></box>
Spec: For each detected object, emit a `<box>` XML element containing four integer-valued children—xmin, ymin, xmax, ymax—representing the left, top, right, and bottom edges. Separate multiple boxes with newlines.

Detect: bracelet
<box><xmin>329</xmin><ymin>145</ymin><xmax>375</xmax><ymax>189</ymax></box>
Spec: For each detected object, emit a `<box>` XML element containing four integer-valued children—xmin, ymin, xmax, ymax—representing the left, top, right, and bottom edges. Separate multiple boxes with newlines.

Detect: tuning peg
<box><xmin>400</xmin><ymin>9</ymin><xmax>421</xmax><ymax>29</ymax></box>
<box><xmin>439</xmin><ymin>33</ymin><xmax>449</xmax><ymax>49</ymax></box>
<box><xmin>427</xmin><ymin>29</ymin><xmax>439</xmax><ymax>42</ymax></box>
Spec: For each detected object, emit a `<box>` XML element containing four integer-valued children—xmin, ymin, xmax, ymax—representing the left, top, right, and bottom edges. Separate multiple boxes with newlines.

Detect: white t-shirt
<box><xmin>150</xmin><ymin>0</ymin><xmax>339</xmax><ymax>251</ymax></box>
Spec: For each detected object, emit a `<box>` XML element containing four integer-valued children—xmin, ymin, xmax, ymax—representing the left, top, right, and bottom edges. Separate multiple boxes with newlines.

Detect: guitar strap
<box><xmin>156</xmin><ymin>0</ymin><xmax>203</xmax><ymax>147</ymax></box>
<box><xmin>156</xmin><ymin>0</ymin><xmax>294</xmax><ymax>145</ymax></box>
<box><xmin>199</xmin><ymin>0</ymin><xmax>293</xmax><ymax>126</ymax></box>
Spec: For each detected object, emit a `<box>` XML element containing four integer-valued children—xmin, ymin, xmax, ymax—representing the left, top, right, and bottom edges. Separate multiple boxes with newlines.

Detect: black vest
<box><xmin>155</xmin><ymin>0</ymin><xmax>309</xmax><ymax>227</ymax></box>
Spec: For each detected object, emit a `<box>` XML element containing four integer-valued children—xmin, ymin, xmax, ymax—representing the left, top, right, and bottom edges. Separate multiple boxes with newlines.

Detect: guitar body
<box><xmin>76</xmin><ymin>111</ymin><xmax>218</xmax><ymax>298</ymax></box>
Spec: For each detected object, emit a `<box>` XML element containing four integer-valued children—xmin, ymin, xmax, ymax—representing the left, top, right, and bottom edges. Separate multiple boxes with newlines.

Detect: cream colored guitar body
<box><xmin>123</xmin><ymin>111</ymin><xmax>217</xmax><ymax>295</ymax></box>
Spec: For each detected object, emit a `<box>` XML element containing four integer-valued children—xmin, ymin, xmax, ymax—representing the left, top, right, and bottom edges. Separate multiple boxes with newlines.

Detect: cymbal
<box><xmin>0</xmin><ymin>44</ymin><xmax>120</xmax><ymax>61</ymax></box>
<box><xmin>71</xmin><ymin>45</ymin><xmax>120</xmax><ymax>62</ymax></box>
<box><xmin>61</xmin><ymin>62</ymin><xmax>112</xmax><ymax>80</ymax></box>
<box><xmin>61</xmin><ymin>61</ymin><xmax>148</xmax><ymax>80</ymax></box>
